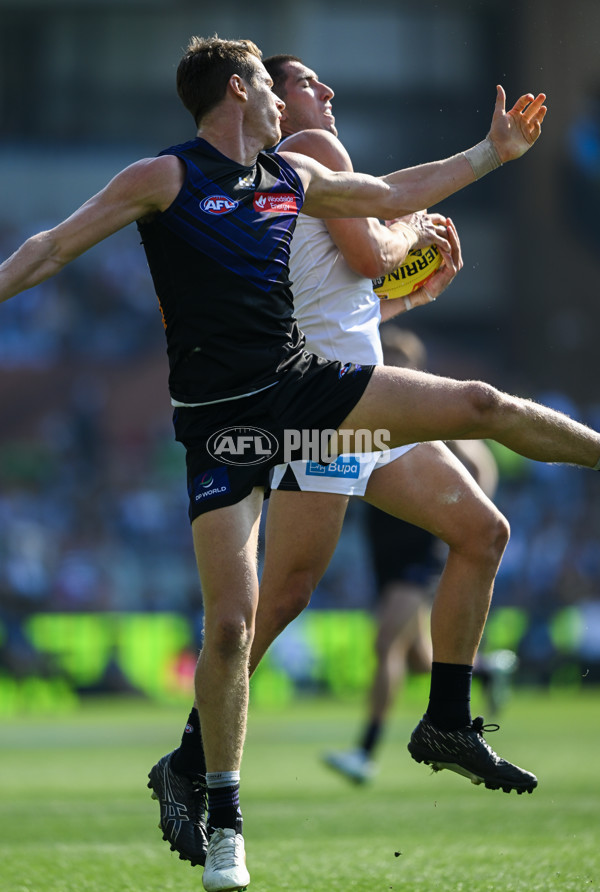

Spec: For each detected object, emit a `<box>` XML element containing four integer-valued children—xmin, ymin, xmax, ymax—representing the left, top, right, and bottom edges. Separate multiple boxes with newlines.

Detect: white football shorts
<box><xmin>270</xmin><ymin>444</ymin><xmax>418</xmax><ymax>497</ymax></box>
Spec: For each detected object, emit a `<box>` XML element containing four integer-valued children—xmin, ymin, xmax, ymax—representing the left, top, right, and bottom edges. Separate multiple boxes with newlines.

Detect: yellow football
<box><xmin>372</xmin><ymin>244</ymin><xmax>442</xmax><ymax>299</ymax></box>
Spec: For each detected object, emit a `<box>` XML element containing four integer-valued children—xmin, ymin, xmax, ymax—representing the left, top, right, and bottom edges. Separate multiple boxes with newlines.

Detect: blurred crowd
<box><xmin>1</xmin><ymin>221</ymin><xmax>600</xmax><ymax>691</ymax></box>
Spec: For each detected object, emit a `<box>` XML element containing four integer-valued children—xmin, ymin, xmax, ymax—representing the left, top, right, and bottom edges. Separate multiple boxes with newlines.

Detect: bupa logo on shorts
<box><xmin>207</xmin><ymin>426</ymin><xmax>279</xmax><ymax>466</ymax></box>
<box><xmin>200</xmin><ymin>195</ymin><xmax>239</xmax><ymax>215</ymax></box>
<box><xmin>253</xmin><ymin>193</ymin><xmax>298</xmax><ymax>213</ymax></box>
<box><xmin>306</xmin><ymin>457</ymin><xmax>361</xmax><ymax>479</ymax></box>
<box><xmin>190</xmin><ymin>467</ymin><xmax>231</xmax><ymax>503</ymax></box>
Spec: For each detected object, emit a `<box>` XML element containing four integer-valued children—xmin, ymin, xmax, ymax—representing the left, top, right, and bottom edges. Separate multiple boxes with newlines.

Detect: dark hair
<box><xmin>263</xmin><ymin>54</ymin><xmax>303</xmax><ymax>100</ymax></box>
<box><xmin>177</xmin><ymin>35</ymin><xmax>263</xmax><ymax>126</ymax></box>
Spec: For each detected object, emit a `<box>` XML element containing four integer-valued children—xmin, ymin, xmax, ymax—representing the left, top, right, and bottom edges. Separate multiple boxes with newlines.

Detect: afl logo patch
<box><xmin>200</xmin><ymin>195</ymin><xmax>239</xmax><ymax>215</ymax></box>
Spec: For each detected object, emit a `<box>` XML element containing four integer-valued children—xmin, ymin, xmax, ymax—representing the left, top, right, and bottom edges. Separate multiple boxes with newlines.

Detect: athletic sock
<box><xmin>359</xmin><ymin>719</ymin><xmax>382</xmax><ymax>757</ymax></box>
<box><xmin>170</xmin><ymin>707</ymin><xmax>207</xmax><ymax>778</ymax></box>
<box><xmin>206</xmin><ymin>771</ymin><xmax>243</xmax><ymax>835</ymax></box>
<box><xmin>426</xmin><ymin>661</ymin><xmax>473</xmax><ymax>731</ymax></box>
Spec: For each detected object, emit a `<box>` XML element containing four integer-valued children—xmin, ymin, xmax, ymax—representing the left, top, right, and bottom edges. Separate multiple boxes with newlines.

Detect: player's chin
<box><xmin>268</xmin><ymin>121</ymin><xmax>282</xmax><ymax>146</ymax></box>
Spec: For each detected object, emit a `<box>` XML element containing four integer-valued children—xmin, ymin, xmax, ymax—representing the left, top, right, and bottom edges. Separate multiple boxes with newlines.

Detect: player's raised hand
<box><xmin>488</xmin><ymin>85</ymin><xmax>547</xmax><ymax>162</ymax></box>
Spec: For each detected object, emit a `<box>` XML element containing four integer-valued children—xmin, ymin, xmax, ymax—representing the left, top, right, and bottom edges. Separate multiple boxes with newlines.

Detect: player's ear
<box><xmin>230</xmin><ymin>74</ymin><xmax>248</xmax><ymax>101</ymax></box>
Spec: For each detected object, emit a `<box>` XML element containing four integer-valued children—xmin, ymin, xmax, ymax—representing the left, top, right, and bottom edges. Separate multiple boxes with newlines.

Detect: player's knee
<box><xmin>282</xmin><ymin>570</ymin><xmax>315</xmax><ymax>620</ymax></box>
<box><xmin>259</xmin><ymin>569</ymin><xmax>315</xmax><ymax>639</ymax></box>
<box><xmin>209</xmin><ymin>615</ymin><xmax>254</xmax><ymax>660</ymax></box>
<box><xmin>449</xmin><ymin>496</ymin><xmax>509</xmax><ymax>567</ymax></box>
<box><xmin>474</xmin><ymin>506</ymin><xmax>510</xmax><ymax>566</ymax></box>
<box><xmin>462</xmin><ymin>381</ymin><xmax>505</xmax><ymax>433</ymax></box>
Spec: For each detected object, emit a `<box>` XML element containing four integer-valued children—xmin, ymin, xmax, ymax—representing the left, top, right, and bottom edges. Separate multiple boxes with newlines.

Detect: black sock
<box><xmin>171</xmin><ymin>707</ymin><xmax>207</xmax><ymax>778</ymax></box>
<box><xmin>359</xmin><ymin>719</ymin><xmax>382</xmax><ymax>757</ymax></box>
<box><xmin>207</xmin><ymin>784</ymin><xmax>243</xmax><ymax>835</ymax></box>
<box><xmin>426</xmin><ymin>662</ymin><xmax>473</xmax><ymax>731</ymax></box>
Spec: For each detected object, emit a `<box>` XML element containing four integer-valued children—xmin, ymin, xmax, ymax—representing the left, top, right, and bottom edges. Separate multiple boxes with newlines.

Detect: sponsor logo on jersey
<box><xmin>305</xmin><ymin>457</ymin><xmax>361</xmax><ymax>479</ymax></box>
<box><xmin>253</xmin><ymin>192</ymin><xmax>298</xmax><ymax>213</ymax></box>
<box><xmin>200</xmin><ymin>195</ymin><xmax>239</xmax><ymax>215</ymax></box>
<box><xmin>189</xmin><ymin>467</ymin><xmax>231</xmax><ymax>502</ymax></box>
<box><xmin>207</xmin><ymin>426</ymin><xmax>279</xmax><ymax>466</ymax></box>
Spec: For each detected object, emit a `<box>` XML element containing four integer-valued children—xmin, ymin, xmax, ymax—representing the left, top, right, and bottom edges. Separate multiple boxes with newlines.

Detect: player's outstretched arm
<box><xmin>292</xmin><ymin>85</ymin><xmax>547</xmax><ymax>221</ymax></box>
<box><xmin>0</xmin><ymin>155</ymin><xmax>182</xmax><ymax>304</ymax></box>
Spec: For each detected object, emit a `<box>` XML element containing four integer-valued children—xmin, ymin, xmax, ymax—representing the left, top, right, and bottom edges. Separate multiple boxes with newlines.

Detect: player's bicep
<box><xmin>297</xmin><ymin>162</ymin><xmax>392</xmax><ymax>220</ymax></box>
<box><xmin>50</xmin><ymin>156</ymin><xmax>183</xmax><ymax>262</ymax></box>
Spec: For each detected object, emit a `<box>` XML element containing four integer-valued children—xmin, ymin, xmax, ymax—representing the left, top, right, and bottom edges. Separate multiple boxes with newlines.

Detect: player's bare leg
<box><xmin>191</xmin><ymin>490</ymin><xmax>263</xmax><ymax>891</ymax></box>
<box><xmin>363</xmin><ymin>441</ymin><xmax>509</xmax><ymax>665</ymax></box>
<box><xmin>341</xmin><ymin>365</ymin><xmax>600</xmax><ymax>469</ymax></box>
<box><xmin>150</xmin><ymin>487</ymin><xmax>348</xmax><ymax>865</ymax></box>
<box><xmin>324</xmin><ymin>439</ymin><xmax>506</xmax><ymax>785</ymax></box>
<box><xmin>192</xmin><ymin>490</ymin><xmax>264</xmax><ymax>774</ymax></box>
<box><xmin>251</xmin><ymin>489</ymin><xmax>349</xmax><ymax>673</ymax></box>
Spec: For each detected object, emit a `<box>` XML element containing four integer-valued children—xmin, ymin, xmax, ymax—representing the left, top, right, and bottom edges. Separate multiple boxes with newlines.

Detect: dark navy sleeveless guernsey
<box><xmin>138</xmin><ymin>138</ymin><xmax>307</xmax><ymax>404</ymax></box>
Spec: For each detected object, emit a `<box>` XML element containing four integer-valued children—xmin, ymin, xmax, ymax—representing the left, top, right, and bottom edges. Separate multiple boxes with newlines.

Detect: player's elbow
<box><xmin>36</xmin><ymin>230</ymin><xmax>74</xmax><ymax>277</ymax></box>
<box><xmin>344</xmin><ymin>246</ymin><xmax>388</xmax><ymax>280</ymax></box>
<box><xmin>350</xmin><ymin>258</ymin><xmax>381</xmax><ymax>279</ymax></box>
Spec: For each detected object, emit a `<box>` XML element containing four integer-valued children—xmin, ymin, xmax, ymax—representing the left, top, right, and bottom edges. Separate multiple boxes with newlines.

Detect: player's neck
<box><xmin>196</xmin><ymin>126</ymin><xmax>261</xmax><ymax>168</ymax></box>
<box><xmin>196</xmin><ymin>105</ymin><xmax>265</xmax><ymax>167</ymax></box>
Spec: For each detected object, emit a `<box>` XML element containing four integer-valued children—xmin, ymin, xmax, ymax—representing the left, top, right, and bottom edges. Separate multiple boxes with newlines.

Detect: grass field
<box><xmin>1</xmin><ymin>686</ymin><xmax>598</xmax><ymax>891</ymax></box>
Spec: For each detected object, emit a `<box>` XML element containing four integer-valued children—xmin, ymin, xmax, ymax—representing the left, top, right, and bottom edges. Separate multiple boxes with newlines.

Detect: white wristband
<box><xmin>403</xmin><ymin>296</ymin><xmax>412</xmax><ymax>311</ymax></box>
<box><xmin>463</xmin><ymin>137</ymin><xmax>502</xmax><ymax>180</ymax></box>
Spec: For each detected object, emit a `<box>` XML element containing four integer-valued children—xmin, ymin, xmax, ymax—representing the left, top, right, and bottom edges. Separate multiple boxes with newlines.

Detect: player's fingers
<box><xmin>427</xmin><ymin>256</ymin><xmax>456</xmax><ymax>296</ymax></box>
<box><xmin>523</xmin><ymin>105</ymin><xmax>547</xmax><ymax>143</ymax></box>
<box><xmin>510</xmin><ymin>92</ymin><xmax>536</xmax><ymax>115</ymax></box>
<box><xmin>431</xmin><ymin>230</ymin><xmax>451</xmax><ymax>254</ymax></box>
<box><xmin>521</xmin><ymin>93</ymin><xmax>547</xmax><ymax>121</ymax></box>
<box><xmin>530</xmin><ymin>105</ymin><xmax>548</xmax><ymax>129</ymax></box>
<box><xmin>494</xmin><ymin>84</ymin><xmax>507</xmax><ymax>113</ymax></box>
<box><xmin>445</xmin><ymin>217</ymin><xmax>459</xmax><ymax>243</ymax></box>
<box><xmin>435</xmin><ymin>242</ymin><xmax>458</xmax><ymax>276</ymax></box>
<box><xmin>444</xmin><ymin>218</ymin><xmax>459</xmax><ymax>249</ymax></box>
<box><xmin>445</xmin><ymin>219</ymin><xmax>463</xmax><ymax>269</ymax></box>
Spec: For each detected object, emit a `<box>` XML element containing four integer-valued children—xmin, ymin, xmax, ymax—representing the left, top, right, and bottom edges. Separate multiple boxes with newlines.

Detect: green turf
<box><xmin>0</xmin><ymin>687</ymin><xmax>598</xmax><ymax>891</ymax></box>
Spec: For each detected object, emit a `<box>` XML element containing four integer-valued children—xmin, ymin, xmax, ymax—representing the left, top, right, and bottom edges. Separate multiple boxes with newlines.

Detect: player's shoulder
<box><xmin>116</xmin><ymin>154</ymin><xmax>185</xmax><ymax>217</ymax></box>
<box><xmin>121</xmin><ymin>153</ymin><xmax>183</xmax><ymax>191</ymax></box>
<box><xmin>279</xmin><ymin>129</ymin><xmax>353</xmax><ymax>172</ymax></box>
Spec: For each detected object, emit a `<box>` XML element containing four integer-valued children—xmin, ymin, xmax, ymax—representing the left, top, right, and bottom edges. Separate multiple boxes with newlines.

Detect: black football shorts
<box><xmin>173</xmin><ymin>350</ymin><xmax>374</xmax><ymax>520</ymax></box>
